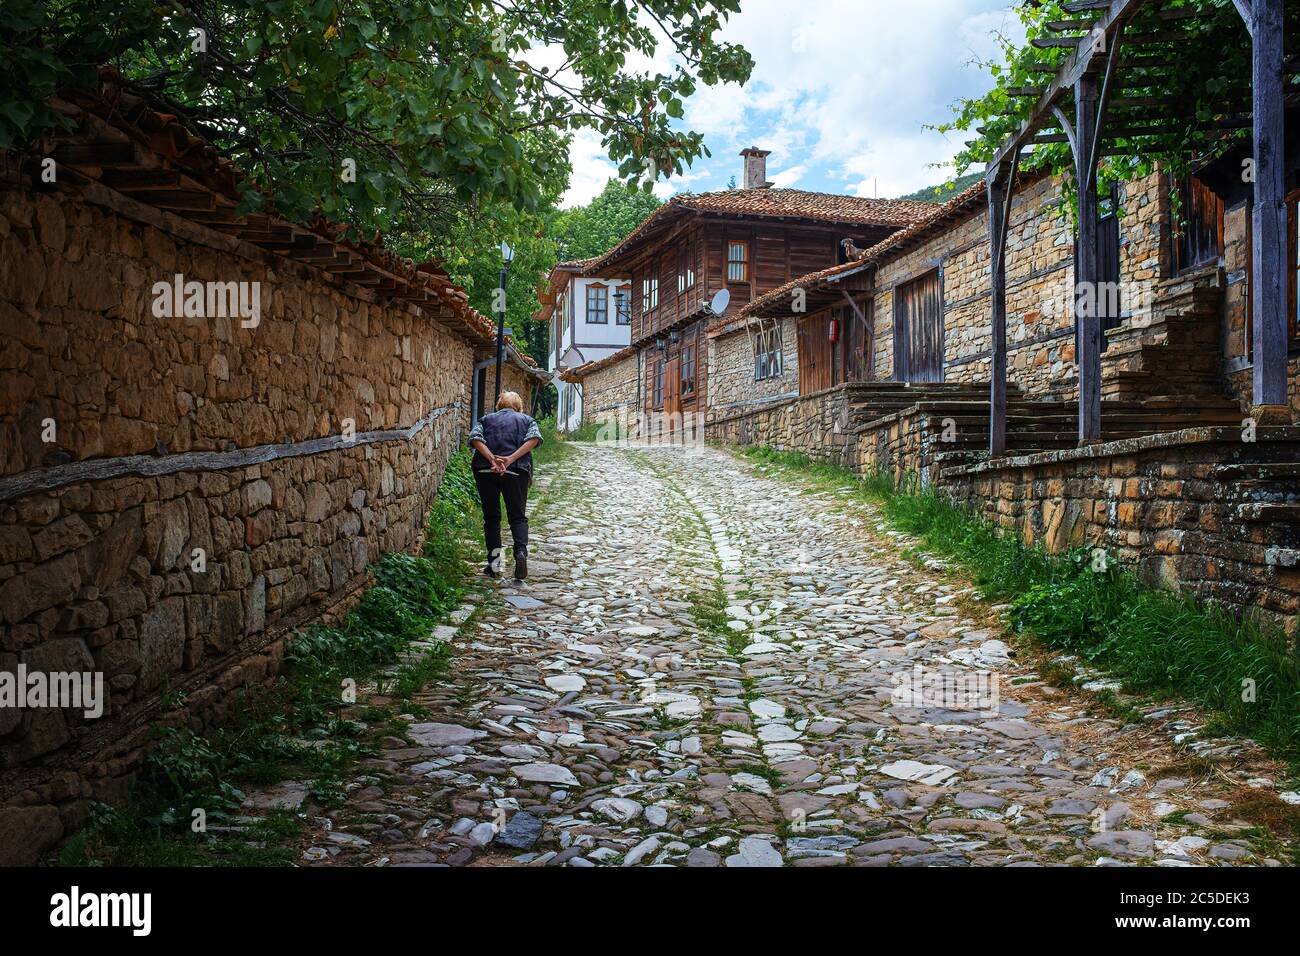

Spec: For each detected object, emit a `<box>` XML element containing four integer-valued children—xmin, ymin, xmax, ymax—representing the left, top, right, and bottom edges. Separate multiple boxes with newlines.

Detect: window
<box><xmin>615</xmin><ymin>287</ymin><xmax>631</xmax><ymax>325</ymax></box>
<box><xmin>652</xmin><ymin>359</ymin><xmax>665</xmax><ymax>406</ymax></box>
<box><xmin>678</xmin><ymin>254</ymin><xmax>695</xmax><ymax>293</ymax></box>
<box><xmin>727</xmin><ymin>241</ymin><xmax>749</xmax><ymax>283</ymax></box>
<box><xmin>643</xmin><ymin>277</ymin><xmax>659</xmax><ymax>312</ymax></box>
<box><xmin>586</xmin><ymin>284</ymin><xmax>607</xmax><ymax>323</ymax></box>
<box><xmin>681</xmin><ymin>343</ymin><xmax>697</xmax><ymax>396</ymax></box>
<box><xmin>754</xmin><ymin>326</ymin><xmax>783</xmax><ymax>380</ymax></box>
<box><xmin>1170</xmin><ymin>173</ymin><xmax>1224</xmax><ymax>275</ymax></box>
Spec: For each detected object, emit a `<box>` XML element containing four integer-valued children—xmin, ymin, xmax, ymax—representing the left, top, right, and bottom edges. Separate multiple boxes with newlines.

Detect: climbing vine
<box><xmin>933</xmin><ymin>0</ymin><xmax>1272</xmax><ymax>222</ymax></box>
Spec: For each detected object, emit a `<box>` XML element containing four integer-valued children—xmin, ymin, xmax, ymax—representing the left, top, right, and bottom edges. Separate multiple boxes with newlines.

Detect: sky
<box><xmin>559</xmin><ymin>0</ymin><xmax>1025</xmax><ymax>207</ymax></box>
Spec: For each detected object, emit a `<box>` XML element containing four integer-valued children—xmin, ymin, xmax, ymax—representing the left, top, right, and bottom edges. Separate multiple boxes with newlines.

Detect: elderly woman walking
<box><xmin>466</xmin><ymin>391</ymin><xmax>542</xmax><ymax>580</ymax></box>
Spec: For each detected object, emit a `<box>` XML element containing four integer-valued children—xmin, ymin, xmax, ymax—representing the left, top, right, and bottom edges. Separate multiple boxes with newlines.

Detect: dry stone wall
<box><xmin>578</xmin><ymin>351</ymin><xmax>641</xmax><ymax>436</ymax></box>
<box><xmin>0</xmin><ymin>183</ymin><xmax>475</xmax><ymax>862</ymax></box>
<box><xmin>942</xmin><ymin>428</ymin><xmax>1300</xmax><ymax>633</ymax></box>
<box><xmin>706</xmin><ymin>319</ymin><xmax>799</xmax><ymax>422</ymax></box>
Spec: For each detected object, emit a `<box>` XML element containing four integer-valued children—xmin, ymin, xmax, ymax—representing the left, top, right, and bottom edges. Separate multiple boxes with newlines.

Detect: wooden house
<box><xmin>581</xmin><ymin>149</ymin><xmax>933</xmax><ymax>427</ymax></box>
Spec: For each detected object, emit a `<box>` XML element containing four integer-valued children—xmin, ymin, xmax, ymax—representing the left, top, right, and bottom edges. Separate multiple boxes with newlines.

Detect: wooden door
<box><xmin>798</xmin><ymin>315</ymin><xmax>833</xmax><ymax>394</ymax></box>
<box><xmin>895</xmin><ymin>270</ymin><xmax>944</xmax><ymax>383</ymax></box>
<box><xmin>842</xmin><ymin>299</ymin><xmax>873</xmax><ymax>382</ymax></box>
<box><xmin>664</xmin><ymin>357</ymin><xmax>682</xmax><ymax>421</ymax></box>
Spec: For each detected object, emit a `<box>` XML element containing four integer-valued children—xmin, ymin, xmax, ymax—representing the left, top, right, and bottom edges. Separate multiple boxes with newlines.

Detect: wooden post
<box><xmin>1251</xmin><ymin>0</ymin><xmax>1288</xmax><ymax>410</ymax></box>
<box><xmin>986</xmin><ymin>156</ymin><xmax>1017</xmax><ymax>457</ymax></box>
<box><xmin>1074</xmin><ymin>73</ymin><xmax>1102</xmax><ymax>443</ymax></box>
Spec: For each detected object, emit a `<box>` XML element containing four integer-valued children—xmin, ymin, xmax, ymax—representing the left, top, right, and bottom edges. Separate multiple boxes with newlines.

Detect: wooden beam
<box><xmin>1251</xmin><ymin>0</ymin><xmax>1286</xmax><ymax>407</ymax></box>
<box><xmin>989</xmin><ymin>0</ymin><xmax>1148</xmax><ymax>169</ymax></box>
<box><xmin>986</xmin><ymin>153</ymin><xmax>1019</xmax><ymax>458</ymax></box>
<box><xmin>49</xmin><ymin>142</ymin><xmax>137</xmax><ymax>167</ymax></box>
<box><xmin>1075</xmin><ymin>73</ymin><xmax>1103</xmax><ymax>443</ymax></box>
<box><xmin>1234</xmin><ymin>0</ymin><xmax>1254</xmax><ymax>34</ymax></box>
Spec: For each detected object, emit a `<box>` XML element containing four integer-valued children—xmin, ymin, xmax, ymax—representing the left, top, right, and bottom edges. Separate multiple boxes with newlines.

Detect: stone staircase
<box><xmin>1214</xmin><ymin>461</ymin><xmax>1300</xmax><ymax>561</ymax></box>
<box><xmin>1100</xmin><ymin>267</ymin><xmax>1227</xmax><ymax>402</ymax></box>
<box><xmin>851</xmin><ymin>387</ymin><xmax>1245</xmax><ymax>480</ymax></box>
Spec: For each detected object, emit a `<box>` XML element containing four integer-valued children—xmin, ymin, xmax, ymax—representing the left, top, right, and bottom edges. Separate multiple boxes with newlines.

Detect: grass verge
<box><xmin>738</xmin><ymin>445</ymin><xmax>1300</xmax><ymax>772</ymax></box>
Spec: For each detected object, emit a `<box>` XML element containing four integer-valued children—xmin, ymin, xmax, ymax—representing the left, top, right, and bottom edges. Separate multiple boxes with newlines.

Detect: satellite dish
<box><xmin>708</xmin><ymin>288</ymin><xmax>731</xmax><ymax>317</ymax></box>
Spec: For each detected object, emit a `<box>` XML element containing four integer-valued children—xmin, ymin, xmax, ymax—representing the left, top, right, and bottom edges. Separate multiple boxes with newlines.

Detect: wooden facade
<box><xmin>596</xmin><ymin>208</ymin><xmax>912</xmax><ymax>422</ymax></box>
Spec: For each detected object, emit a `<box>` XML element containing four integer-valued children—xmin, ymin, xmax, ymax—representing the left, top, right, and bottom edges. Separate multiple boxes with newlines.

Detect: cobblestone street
<box><xmin>296</xmin><ymin>443</ymin><xmax>1287</xmax><ymax>867</ymax></box>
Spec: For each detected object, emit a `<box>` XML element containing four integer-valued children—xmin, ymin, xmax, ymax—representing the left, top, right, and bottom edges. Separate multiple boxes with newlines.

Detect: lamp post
<box><xmin>494</xmin><ymin>241</ymin><xmax>514</xmax><ymax>404</ymax></box>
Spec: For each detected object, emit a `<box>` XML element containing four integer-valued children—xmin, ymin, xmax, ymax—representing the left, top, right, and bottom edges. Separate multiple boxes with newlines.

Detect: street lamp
<box><xmin>494</xmin><ymin>241</ymin><xmax>515</xmax><ymax>405</ymax></box>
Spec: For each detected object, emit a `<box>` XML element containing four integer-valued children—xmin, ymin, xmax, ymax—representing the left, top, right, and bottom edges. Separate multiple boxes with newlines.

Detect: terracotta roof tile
<box><xmin>45</xmin><ymin>68</ymin><xmax>499</xmax><ymax>347</ymax></box>
<box><xmin>738</xmin><ymin>180</ymin><xmax>992</xmax><ymax>319</ymax></box>
<box><xmin>559</xmin><ymin>345</ymin><xmax>637</xmax><ymax>382</ymax></box>
<box><xmin>586</xmin><ymin>188</ymin><xmax>936</xmax><ymax>273</ymax></box>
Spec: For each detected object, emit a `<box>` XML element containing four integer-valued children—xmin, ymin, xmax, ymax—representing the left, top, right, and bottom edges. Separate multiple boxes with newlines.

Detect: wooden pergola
<box><xmin>984</xmin><ymin>0</ymin><xmax>1289</xmax><ymax>455</ymax></box>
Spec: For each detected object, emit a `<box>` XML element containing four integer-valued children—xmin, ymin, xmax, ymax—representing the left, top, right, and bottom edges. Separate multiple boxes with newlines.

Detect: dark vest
<box><xmin>472</xmin><ymin>409</ymin><xmax>536</xmax><ymax>473</ymax></box>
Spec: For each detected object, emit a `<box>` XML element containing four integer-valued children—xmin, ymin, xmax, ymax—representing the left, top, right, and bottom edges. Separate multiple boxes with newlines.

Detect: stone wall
<box><xmin>705</xmin><ymin>384</ymin><xmax>861</xmax><ymax>467</ymax></box>
<box><xmin>868</xmin><ymin>174</ymin><xmax>1080</xmax><ymax>396</ymax></box>
<box><xmin>706</xmin><ymin>319</ymin><xmax>799</xmax><ymax>422</ymax></box>
<box><xmin>941</xmin><ymin>427</ymin><xmax>1300</xmax><ymax>632</ymax></box>
<box><xmin>578</xmin><ymin>350</ymin><xmax>641</xmax><ymax>435</ymax></box>
<box><xmin>500</xmin><ymin>360</ymin><xmax>542</xmax><ymax>414</ymax></box>
<box><xmin>0</xmin><ymin>183</ymin><xmax>475</xmax><ymax>862</ymax></box>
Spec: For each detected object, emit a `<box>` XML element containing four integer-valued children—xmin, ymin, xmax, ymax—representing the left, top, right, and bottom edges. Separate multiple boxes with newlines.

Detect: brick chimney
<box><xmin>740</xmin><ymin>147</ymin><xmax>773</xmax><ymax>189</ymax></box>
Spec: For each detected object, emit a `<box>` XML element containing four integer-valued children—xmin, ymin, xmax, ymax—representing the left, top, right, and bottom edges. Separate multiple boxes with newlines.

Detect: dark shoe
<box><xmin>483</xmin><ymin>564</ymin><xmax>499</xmax><ymax>579</ymax></box>
<box><xmin>485</xmin><ymin>548</ymin><xmax>503</xmax><ymax>578</ymax></box>
<box><xmin>513</xmin><ymin>546</ymin><xmax>528</xmax><ymax>581</ymax></box>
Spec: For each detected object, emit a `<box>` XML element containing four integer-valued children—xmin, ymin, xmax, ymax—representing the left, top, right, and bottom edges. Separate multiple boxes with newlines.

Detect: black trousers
<box><xmin>474</xmin><ymin>469</ymin><xmax>530</xmax><ymax>563</ymax></box>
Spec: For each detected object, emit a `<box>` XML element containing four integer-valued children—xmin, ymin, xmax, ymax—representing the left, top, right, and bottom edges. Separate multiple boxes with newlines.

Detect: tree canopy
<box><xmin>4</xmin><ymin>0</ymin><xmax>752</xmax><ymax>241</ymax></box>
<box><xmin>550</xmin><ymin>178</ymin><xmax>663</xmax><ymax>261</ymax></box>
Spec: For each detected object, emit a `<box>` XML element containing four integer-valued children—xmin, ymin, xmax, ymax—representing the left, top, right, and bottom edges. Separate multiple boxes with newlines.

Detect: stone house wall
<box><xmin>0</xmin><ymin>183</ymin><xmax>475</xmax><ymax>862</ymax></box>
<box><xmin>705</xmin><ymin>318</ymin><xmax>799</xmax><ymax>422</ymax></box>
<box><xmin>577</xmin><ymin>350</ymin><xmax>641</xmax><ymax>436</ymax></box>
<box><xmin>868</xmin><ymin>173</ymin><xmax>1081</xmax><ymax>396</ymax></box>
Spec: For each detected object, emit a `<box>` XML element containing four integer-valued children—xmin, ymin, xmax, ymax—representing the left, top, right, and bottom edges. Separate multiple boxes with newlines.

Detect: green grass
<box><xmin>738</xmin><ymin>445</ymin><xmax>1300</xmax><ymax>770</ymax></box>
<box><xmin>59</xmin><ymin>452</ymin><xmax>482</xmax><ymax>867</ymax></box>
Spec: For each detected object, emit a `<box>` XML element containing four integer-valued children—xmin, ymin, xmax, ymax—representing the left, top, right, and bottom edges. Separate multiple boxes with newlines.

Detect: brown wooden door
<box><xmin>798</xmin><ymin>315</ymin><xmax>833</xmax><ymax>394</ymax></box>
<box><xmin>895</xmin><ymin>270</ymin><xmax>944</xmax><ymax>383</ymax></box>
<box><xmin>842</xmin><ymin>300</ymin><xmax>873</xmax><ymax>382</ymax></box>
<box><xmin>664</xmin><ymin>357</ymin><xmax>682</xmax><ymax>421</ymax></box>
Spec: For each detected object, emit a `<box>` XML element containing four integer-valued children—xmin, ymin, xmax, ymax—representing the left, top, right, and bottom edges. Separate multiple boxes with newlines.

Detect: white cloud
<box><xmin>564</xmin><ymin>0</ymin><xmax>1022</xmax><ymax>201</ymax></box>
<box><xmin>561</xmin><ymin>129</ymin><xmax>619</xmax><ymax>207</ymax></box>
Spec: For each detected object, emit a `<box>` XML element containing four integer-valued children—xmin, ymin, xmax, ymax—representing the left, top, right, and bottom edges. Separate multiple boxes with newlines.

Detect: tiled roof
<box><xmin>559</xmin><ymin>345</ymin><xmax>637</xmax><ymax>382</ymax></box>
<box><xmin>45</xmin><ymin>67</ymin><xmax>501</xmax><ymax>347</ymax></box>
<box><xmin>739</xmin><ymin>180</ymin><xmax>991</xmax><ymax>319</ymax></box>
<box><xmin>585</xmin><ymin>188</ymin><xmax>936</xmax><ymax>274</ymax></box>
